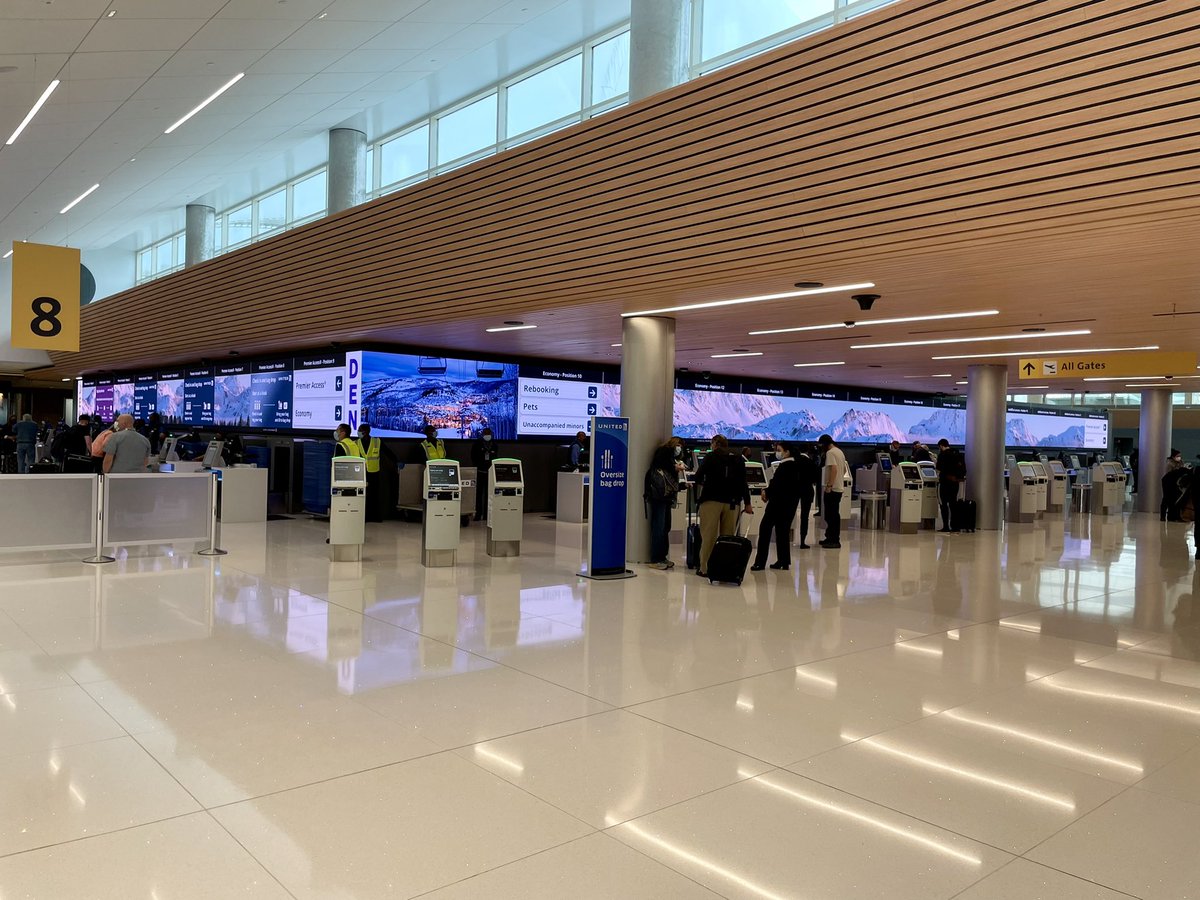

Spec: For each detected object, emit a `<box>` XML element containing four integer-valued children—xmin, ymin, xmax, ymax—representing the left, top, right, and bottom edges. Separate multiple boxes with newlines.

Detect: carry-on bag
<box><xmin>707</xmin><ymin>534</ymin><xmax>753</xmax><ymax>585</ymax></box>
<box><xmin>952</xmin><ymin>499</ymin><xmax>977</xmax><ymax>532</ymax></box>
<box><xmin>686</xmin><ymin>503</ymin><xmax>702</xmax><ymax>569</ymax></box>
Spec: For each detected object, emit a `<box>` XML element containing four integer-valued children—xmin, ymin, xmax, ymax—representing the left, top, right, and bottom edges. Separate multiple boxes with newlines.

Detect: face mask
<box><xmin>358</xmin><ymin>433</ymin><xmax>367</xmax><ymax>441</ymax></box>
<box><xmin>334</xmin><ymin>430</ymin><xmax>342</xmax><ymax>440</ymax></box>
<box><xmin>674</xmin><ymin>446</ymin><xmax>682</xmax><ymax>457</ymax></box>
<box><xmin>483</xmin><ymin>435</ymin><xmax>492</xmax><ymax>442</ymax></box>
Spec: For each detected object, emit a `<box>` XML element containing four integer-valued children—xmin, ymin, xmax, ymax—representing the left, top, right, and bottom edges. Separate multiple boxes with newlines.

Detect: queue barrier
<box><xmin>0</xmin><ymin>472</ymin><xmax>225</xmax><ymax>564</ymax></box>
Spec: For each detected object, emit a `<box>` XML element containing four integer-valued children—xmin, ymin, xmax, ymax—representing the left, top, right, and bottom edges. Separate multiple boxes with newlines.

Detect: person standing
<box><xmin>887</xmin><ymin>440</ymin><xmax>903</xmax><ymax>465</ymax></box>
<box><xmin>693</xmin><ymin>435</ymin><xmax>752</xmax><ymax>576</ymax></box>
<box><xmin>470</xmin><ymin>428</ymin><xmax>498</xmax><ymax>521</ymax></box>
<box><xmin>751</xmin><ymin>442</ymin><xmax>802</xmax><ymax>571</ymax></box>
<box><xmin>62</xmin><ymin>414</ymin><xmax>92</xmax><ymax>460</ymax></box>
<box><xmin>793</xmin><ymin>445</ymin><xmax>820</xmax><ymax>549</ymax></box>
<box><xmin>356</xmin><ymin>424</ymin><xmax>383</xmax><ymax>522</ymax></box>
<box><xmin>644</xmin><ymin>442</ymin><xmax>680</xmax><ymax>569</ymax></box>
<box><xmin>912</xmin><ymin>440</ymin><xmax>932</xmax><ymax>463</ymax></box>
<box><xmin>14</xmin><ymin>414</ymin><xmax>38</xmax><ymax>474</ymax></box>
<box><xmin>421</xmin><ymin>425</ymin><xmax>447</xmax><ymax>461</ymax></box>
<box><xmin>569</xmin><ymin>431</ymin><xmax>588</xmax><ymax>470</ymax></box>
<box><xmin>102</xmin><ymin>415</ymin><xmax>151</xmax><ymax>474</ymax></box>
<box><xmin>334</xmin><ymin>424</ymin><xmax>362</xmax><ymax>458</ymax></box>
<box><xmin>817</xmin><ymin>434</ymin><xmax>848</xmax><ymax>549</ymax></box>
<box><xmin>935</xmin><ymin>438</ymin><xmax>965</xmax><ymax>532</ymax></box>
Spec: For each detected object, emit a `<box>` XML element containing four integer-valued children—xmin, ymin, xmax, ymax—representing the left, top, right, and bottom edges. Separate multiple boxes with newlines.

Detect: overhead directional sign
<box><xmin>10</xmin><ymin>241</ymin><xmax>81</xmax><ymax>352</ymax></box>
<box><xmin>1018</xmin><ymin>351</ymin><xmax>1196</xmax><ymax>380</ymax></box>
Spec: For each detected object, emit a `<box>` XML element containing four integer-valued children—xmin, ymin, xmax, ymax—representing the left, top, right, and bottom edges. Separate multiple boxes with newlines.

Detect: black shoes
<box><xmin>819</xmin><ymin>540</ymin><xmax>841</xmax><ymax>549</ymax></box>
<box><xmin>938</xmin><ymin>527</ymin><xmax>952</xmax><ymax>533</ymax></box>
<box><xmin>799</xmin><ymin>543</ymin><xmax>811</xmax><ymax>549</ymax></box>
<box><xmin>750</xmin><ymin>564</ymin><xmax>766</xmax><ymax>572</ymax></box>
<box><xmin>769</xmin><ymin>563</ymin><xmax>789</xmax><ymax>570</ymax></box>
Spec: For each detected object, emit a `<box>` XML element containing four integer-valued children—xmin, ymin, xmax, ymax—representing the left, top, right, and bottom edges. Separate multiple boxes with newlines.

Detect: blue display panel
<box><xmin>93</xmin><ymin>381</ymin><xmax>114</xmax><ymax>422</ymax></box>
<box><xmin>250</xmin><ymin>361</ymin><xmax>293</xmax><ymax>429</ymax></box>
<box><xmin>291</xmin><ymin>352</ymin><xmax>345</xmax><ymax>430</ymax></box>
<box><xmin>358</xmin><ymin>351</ymin><xmax>519</xmax><ymax>439</ymax></box>
<box><xmin>156</xmin><ymin>370</ymin><xmax>186</xmax><ymax>424</ymax></box>
<box><xmin>112</xmin><ymin>377</ymin><xmax>134</xmax><ymax>418</ymax></box>
<box><xmin>133</xmin><ymin>375</ymin><xmax>157</xmax><ymax>421</ymax></box>
<box><xmin>183</xmin><ymin>367</ymin><xmax>215</xmax><ymax>427</ymax></box>
<box><xmin>213</xmin><ymin>362</ymin><xmax>252</xmax><ymax>426</ymax></box>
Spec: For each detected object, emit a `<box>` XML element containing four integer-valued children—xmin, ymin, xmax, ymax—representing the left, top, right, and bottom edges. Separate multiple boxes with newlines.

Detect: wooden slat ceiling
<box><xmin>42</xmin><ymin>0</ymin><xmax>1200</xmax><ymax>394</ymax></box>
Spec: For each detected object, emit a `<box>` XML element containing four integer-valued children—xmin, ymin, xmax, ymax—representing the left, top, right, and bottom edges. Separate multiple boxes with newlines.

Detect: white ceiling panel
<box><xmin>322</xmin><ymin>0</ymin><xmax>427</xmax><ymax>22</ymax></box>
<box><xmin>184</xmin><ymin>17</ymin><xmax>306</xmax><ymax>52</ymax></box>
<box><xmin>480</xmin><ymin>0</ymin><xmax>578</xmax><ymax>25</ymax></box>
<box><xmin>0</xmin><ymin>54</ymin><xmax>71</xmax><ymax>82</ymax></box>
<box><xmin>248</xmin><ymin>48</ymin><xmax>345</xmax><ymax>73</ymax></box>
<box><xmin>294</xmin><ymin>70</ymin><xmax>382</xmax><ymax>93</ymax></box>
<box><xmin>410</xmin><ymin>0</ymin><xmax>511</xmax><ymax>22</ymax></box>
<box><xmin>77</xmin><ymin>18</ymin><xmax>210</xmax><ymax>53</ymax></box>
<box><xmin>53</xmin><ymin>77</ymin><xmax>152</xmax><ymax>104</ymax></box>
<box><xmin>277</xmin><ymin>19</ymin><xmax>392</xmax><ymax>51</ymax></box>
<box><xmin>64</xmin><ymin>50</ymin><xmax>175</xmax><ymax>79</ymax></box>
<box><xmin>437</xmin><ymin>22</ymin><xmax>520</xmax><ymax>51</ymax></box>
<box><xmin>108</xmin><ymin>0</ymin><xmax>230</xmax><ymax>17</ymax></box>
<box><xmin>0</xmin><ymin>19</ymin><xmax>94</xmax><ymax>54</ymax></box>
<box><xmin>3</xmin><ymin>0</ymin><xmax>110</xmax><ymax>19</ymax></box>
<box><xmin>155</xmin><ymin>49</ymin><xmax>267</xmax><ymax>77</ymax></box>
<box><xmin>216</xmin><ymin>0</ymin><xmax>333</xmax><ymax>20</ymax></box>
<box><xmin>360</xmin><ymin>20</ymin><xmax>465</xmax><ymax>51</ymax></box>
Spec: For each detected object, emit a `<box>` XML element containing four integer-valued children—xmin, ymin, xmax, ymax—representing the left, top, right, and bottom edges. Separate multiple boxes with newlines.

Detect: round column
<box><xmin>629</xmin><ymin>0</ymin><xmax>689</xmax><ymax>102</ymax></box>
<box><xmin>1136</xmin><ymin>388</ymin><xmax>1173</xmax><ymax>514</ymax></box>
<box><xmin>965</xmin><ymin>364</ymin><xmax>1008</xmax><ymax>531</ymax></box>
<box><xmin>327</xmin><ymin>128</ymin><xmax>368</xmax><ymax>215</ymax></box>
<box><xmin>620</xmin><ymin>315</ymin><xmax>676</xmax><ymax>563</ymax></box>
<box><xmin>184</xmin><ymin>204</ymin><xmax>215</xmax><ymax>267</ymax></box>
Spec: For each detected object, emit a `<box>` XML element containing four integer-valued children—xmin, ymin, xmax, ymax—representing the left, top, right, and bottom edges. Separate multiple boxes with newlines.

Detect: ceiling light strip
<box><xmin>750</xmin><ymin>309</ymin><xmax>999</xmax><ymax>336</ymax></box>
<box><xmin>932</xmin><ymin>345</ymin><xmax>1159</xmax><ymax>361</ymax></box>
<box><xmin>852</xmin><ymin>330</ymin><xmax>1090</xmax><ymax>350</ymax></box>
<box><xmin>60</xmin><ymin>184</ymin><xmax>100</xmax><ymax>215</ymax></box>
<box><xmin>2</xmin><ymin>250</ymin><xmax>12</xmax><ymax>260</ymax></box>
<box><xmin>711</xmin><ymin>351</ymin><xmax>762</xmax><ymax>358</ymax></box>
<box><xmin>164</xmin><ymin>72</ymin><xmax>245</xmax><ymax>135</ymax></box>
<box><xmin>621</xmin><ymin>282</ymin><xmax>875</xmax><ymax>318</ymax></box>
<box><xmin>485</xmin><ymin>324</ymin><xmax>537</xmax><ymax>333</ymax></box>
<box><xmin>792</xmin><ymin>361</ymin><xmax>845</xmax><ymax>368</ymax></box>
<box><xmin>5</xmin><ymin>80</ymin><xmax>60</xmax><ymax>145</ymax></box>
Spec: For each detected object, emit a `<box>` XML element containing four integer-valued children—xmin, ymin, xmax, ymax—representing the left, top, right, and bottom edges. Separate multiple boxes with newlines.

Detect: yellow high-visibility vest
<box><xmin>421</xmin><ymin>439</ymin><xmax>446</xmax><ymax>460</ymax></box>
<box><xmin>358</xmin><ymin>436</ymin><xmax>381</xmax><ymax>473</ymax></box>
<box><xmin>336</xmin><ymin>438</ymin><xmax>362</xmax><ymax>458</ymax></box>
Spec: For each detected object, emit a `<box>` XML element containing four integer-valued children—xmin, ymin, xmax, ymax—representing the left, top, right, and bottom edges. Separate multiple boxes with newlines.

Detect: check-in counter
<box><xmin>215</xmin><ymin>466</ymin><xmax>268</xmax><ymax>523</ymax></box>
<box><xmin>556</xmin><ymin>471</ymin><xmax>589</xmax><ymax>522</ymax></box>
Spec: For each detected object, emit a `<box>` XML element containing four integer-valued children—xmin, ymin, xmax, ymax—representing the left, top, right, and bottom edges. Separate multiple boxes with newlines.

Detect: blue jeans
<box><xmin>16</xmin><ymin>444</ymin><xmax>34</xmax><ymax>474</ymax></box>
<box><xmin>649</xmin><ymin>500</ymin><xmax>672</xmax><ymax>563</ymax></box>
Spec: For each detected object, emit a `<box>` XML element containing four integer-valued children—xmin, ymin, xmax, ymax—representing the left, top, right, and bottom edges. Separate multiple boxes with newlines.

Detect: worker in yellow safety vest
<box><xmin>334</xmin><ymin>424</ymin><xmax>362</xmax><ymax>458</ymax></box>
<box><xmin>421</xmin><ymin>425</ymin><xmax>447</xmax><ymax>460</ymax></box>
<box><xmin>356</xmin><ymin>423</ymin><xmax>383</xmax><ymax>522</ymax></box>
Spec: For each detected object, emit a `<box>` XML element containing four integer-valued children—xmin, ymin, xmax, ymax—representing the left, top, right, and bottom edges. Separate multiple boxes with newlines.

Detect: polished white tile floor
<box><xmin>0</xmin><ymin>510</ymin><xmax>1197</xmax><ymax>898</ymax></box>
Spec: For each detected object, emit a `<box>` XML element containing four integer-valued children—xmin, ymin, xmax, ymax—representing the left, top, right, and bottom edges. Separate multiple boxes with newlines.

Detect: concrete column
<box><xmin>629</xmin><ymin>0</ymin><xmax>690</xmax><ymax>102</ymax></box>
<box><xmin>620</xmin><ymin>315</ymin><xmax>676</xmax><ymax>562</ymax></box>
<box><xmin>327</xmin><ymin>128</ymin><xmax>367</xmax><ymax>215</ymax></box>
<box><xmin>965</xmin><ymin>364</ymin><xmax>1008</xmax><ymax>531</ymax></box>
<box><xmin>184</xmin><ymin>204</ymin><xmax>215</xmax><ymax>267</ymax></box>
<box><xmin>1136</xmin><ymin>388</ymin><xmax>1172</xmax><ymax>514</ymax></box>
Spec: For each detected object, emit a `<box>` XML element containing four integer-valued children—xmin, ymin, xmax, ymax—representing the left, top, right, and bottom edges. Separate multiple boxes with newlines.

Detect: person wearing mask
<box><xmin>751</xmin><ymin>442</ymin><xmax>803</xmax><ymax>571</ymax></box>
<box><xmin>421</xmin><ymin>425</ymin><xmax>447</xmax><ymax>461</ymax></box>
<box><xmin>470</xmin><ymin>428</ymin><xmax>498</xmax><ymax>521</ymax></box>
<box><xmin>90</xmin><ymin>421</ymin><xmax>119</xmax><ymax>473</ymax></box>
<box><xmin>102</xmin><ymin>415</ymin><xmax>151</xmax><ymax>474</ymax></box>
<box><xmin>334</xmin><ymin>424</ymin><xmax>362</xmax><ymax>458</ymax></box>
<box><xmin>935</xmin><ymin>438</ymin><xmax>966</xmax><ymax>532</ymax></box>
<box><xmin>667</xmin><ymin>437</ymin><xmax>691</xmax><ymax>475</ymax></box>
<box><xmin>792</xmin><ymin>445</ymin><xmax>821</xmax><ymax>549</ymax></box>
<box><xmin>911</xmin><ymin>440</ymin><xmax>932</xmax><ymax>463</ymax></box>
<box><xmin>14</xmin><ymin>414</ymin><xmax>38</xmax><ymax>474</ymax></box>
<box><xmin>356</xmin><ymin>424</ymin><xmax>383</xmax><ymax>523</ymax></box>
<box><xmin>62</xmin><ymin>414</ymin><xmax>92</xmax><ymax>459</ymax></box>
<box><xmin>817</xmin><ymin>434</ymin><xmax>848</xmax><ymax>549</ymax></box>
<box><xmin>569</xmin><ymin>431</ymin><xmax>588</xmax><ymax>470</ymax></box>
<box><xmin>693</xmin><ymin>434</ymin><xmax>752</xmax><ymax>576</ymax></box>
<box><xmin>644</xmin><ymin>442</ymin><xmax>681</xmax><ymax>569</ymax></box>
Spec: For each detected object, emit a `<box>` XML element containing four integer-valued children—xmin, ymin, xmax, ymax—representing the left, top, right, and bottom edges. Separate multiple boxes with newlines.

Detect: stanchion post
<box><xmin>198</xmin><ymin>471</ymin><xmax>228</xmax><ymax>557</ymax></box>
<box><xmin>82</xmin><ymin>474</ymin><xmax>115</xmax><ymax>565</ymax></box>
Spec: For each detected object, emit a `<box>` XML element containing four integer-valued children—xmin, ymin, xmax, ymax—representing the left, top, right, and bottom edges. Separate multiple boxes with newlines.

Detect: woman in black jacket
<box><xmin>752</xmin><ymin>442</ymin><xmax>804</xmax><ymax>571</ymax></box>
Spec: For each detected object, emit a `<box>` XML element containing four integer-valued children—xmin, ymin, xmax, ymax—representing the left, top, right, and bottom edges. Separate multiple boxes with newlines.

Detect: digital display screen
<box><xmin>745</xmin><ymin>464</ymin><xmax>767</xmax><ymax>486</ymax></box>
<box><xmin>428</xmin><ymin>465</ymin><xmax>459</xmax><ymax>486</ymax></box>
<box><xmin>112</xmin><ymin>379</ymin><xmax>134</xmax><ymax>418</ymax></box>
<box><xmin>292</xmin><ymin>353</ymin><xmax>345</xmax><ymax>430</ymax></box>
<box><xmin>879</xmin><ymin>457</ymin><xmax>893</xmax><ymax>471</ymax></box>
<box><xmin>134</xmin><ymin>376</ymin><xmax>157</xmax><ymax>421</ymax></box>
<box><xmin>156</xmin><ymin>373</ymin><xmax>185</xmax><ymax>425</ymax></box>
<box><xmin>183</xmin><ymin>367</ymin><xmax>215</xmax><ymax>426</ymax></box>
<box><xmin>333</xmin><ymin>459</ymin><xmax>365</xmax><ymax>481</ymax></box>
<box><xmin>902</xmin><ymin>465</ymin><xmax>922</xmax><ymax>483</ymax></box>
<box><xmin>493</xmin><ymin>463</ymin><xmax>521</xmax><ymax>482</ymax></box>
<box><xmin>93</xmin><ymin>382</ymin><xmax>114</xmax><ymax>422</ymax></box>
<box><xmin>1049</xmin><ymin>461</ymin><xmax>1066</xmax><ymax>475</ymax></box>
<box><xmin>515</xmin><ymin>364</ymin><xmax>618</xmax><ymax>436</ymax></box>
<box><xmin>250</xmin><ymin>362</ymin><xmax>292</xmax><ymax>429</ymax></box>
<box><xmin>201</xmin><ymin>441</ymin><xmax>224</xmax><ymax>468</ymax></box>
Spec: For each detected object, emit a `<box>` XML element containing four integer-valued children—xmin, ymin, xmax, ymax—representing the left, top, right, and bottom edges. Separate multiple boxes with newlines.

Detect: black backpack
<box><xmin>645</xmin><ymin>467</ymin><xmax>679</xmax><ymax>503</ymax></box>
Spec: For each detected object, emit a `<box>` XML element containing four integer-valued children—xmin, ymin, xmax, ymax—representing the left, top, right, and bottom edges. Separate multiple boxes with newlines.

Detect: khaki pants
<box><xmin>699</xmin><ymin>500</ymin><xmax>740</xmax><ymax>572</ymax></box>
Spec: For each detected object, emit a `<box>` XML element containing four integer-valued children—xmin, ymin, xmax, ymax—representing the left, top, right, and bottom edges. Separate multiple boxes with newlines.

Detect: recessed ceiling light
<box><xmin>61</xmin><ymin>377</ymin><xmax>71</xmax><ymax>382</ymax></box>
<box><xmin>1083</xmin><ymin>375</ymin><xmax>1168</xmax><ymax>382</ymax></box>
<box><xmin>711</xmin><ymin>351</ymin><xmax>763</xmax><ymax>358</ymax></box>
<box><xmin>60</xmin><ymin>183</ymin><xmax>100</xmax><ymax>214</ymax></box>
<box><xmin>851</xmin><ymin>329</ymin><xmax>1090</xmax><ymax>350</ymax></box>
<box><xmin>6</xmin><ymin>79</ymin><xmax>60</xmax><ymax>145</ymax></box>
<box><xmin>750</xmin><ymin>309</ymin><xmax>999</xmax><ymax>336</ymax></box>
<box><xmin>164</xmin><ymin>72</ymin><xmax>245</xmax><ymax>134</ymax></box>
<box><xmin>793</xmin><ymin>361</ymin><xmax>845</xmax><ymax>368</ymax></box>
<box><xmin>317</xmin><ymin>11</ymin><xmax>327</xmax><ymax>17</ymax></box>
<box><xmin>485</xmin><ymin>324</ymin><xmax>537</xmax><ymax>333</ymax></box>
<box><xmin>106</xmin><ymin>8</ymin><xmax>116</xmax><ymax>16</ymax></box>
<box><xmin>2</xmin><ymin>250</ymin><xmax>12</xmax><ymax>259</ymax></box>
<box><xmin>621</xmin><ymin>282</ymin><xmax>874</xmax><ymax>318</ymax></box>
<box><xmin>1016</xmin><ymin>385</ymin><xmax>1051</xmax><ymax>389</ymax></box>
<box><xmin>932</xmin><ymin>345</ymin><xmax>1159</xmax><ymax>360</ymax></box>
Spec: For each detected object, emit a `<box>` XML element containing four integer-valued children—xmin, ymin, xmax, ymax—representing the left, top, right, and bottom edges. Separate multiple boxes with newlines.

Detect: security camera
<box><xmin>852</xmin><ymin>294</ymin><xmax>880</xmax><ymax>311</ymax></box>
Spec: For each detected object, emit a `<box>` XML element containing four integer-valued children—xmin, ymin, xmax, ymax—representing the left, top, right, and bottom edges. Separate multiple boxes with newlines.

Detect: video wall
<box><xmin>78</xmin><ymin>348</ymin><xmax>1108</xmax><ymax>450</ymax></box>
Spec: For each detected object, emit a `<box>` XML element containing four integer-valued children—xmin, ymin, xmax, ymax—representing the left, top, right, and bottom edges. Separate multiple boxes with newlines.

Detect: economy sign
<box><xmin>1019</xmin><ymin>351</ymin><xmax>1196</xmax><ymax>380</ymax></box>
<box><xmin>10</xmin><ymin>242</ymin><xmax>80</xmax><ymax>352</ymax></box>
<box><xmin>584</xmin><ymin>415</ymin><xmax>629</xmax><ymax>578</ymax></box>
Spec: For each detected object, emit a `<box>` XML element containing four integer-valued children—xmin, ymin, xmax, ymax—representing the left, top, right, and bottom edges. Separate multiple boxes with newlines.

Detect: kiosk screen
<box><xmin>902</xmin><ymin>465</ymin><xmax>922</xmax><ymax>483</ymax></box>
<box><xmin>493</xmin><ymin>463</ymin><xmax>521</xmax><ymax>483</ymax></box>
<box><xmin>428</xmin><ymin>465</ymin><xmax>459</xmax><ymax>487</ymax></box>
<box><xmin>158</xmin><ymin>437</ymin><xmax>178</xmax><ymax>463</ymax></box>
<box><xmin>879</xmin><ymin>457</ymin><xmax>892</xmax><ymax>472</ymax></box>
<box><xmin>201</xmin><ymin>441</ymin><xmax>224</xmax><ymax>469</ymax></box>
<box><xmin>745</xmin><ymin>466</ymin><xmax>767</xmax><ymax>486</ymax></box>
<box><xmin>333</xmin><ymin>459</ymin><xmax>365</xmax><ymax>483</ymax></box>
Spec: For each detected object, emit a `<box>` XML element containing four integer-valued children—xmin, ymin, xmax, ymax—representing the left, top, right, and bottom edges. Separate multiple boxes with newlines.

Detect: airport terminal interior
<box><xmin>2</xmin><ymin>0</ymin><xmax>1200</xmax><ymax>897</ymax></box>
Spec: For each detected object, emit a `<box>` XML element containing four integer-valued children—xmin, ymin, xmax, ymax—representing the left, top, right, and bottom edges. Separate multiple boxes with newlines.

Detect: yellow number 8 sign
<box><xmin>10</xmin><ymin>242</ymin><xmax>80</xmax><ymax>352</ymax></box>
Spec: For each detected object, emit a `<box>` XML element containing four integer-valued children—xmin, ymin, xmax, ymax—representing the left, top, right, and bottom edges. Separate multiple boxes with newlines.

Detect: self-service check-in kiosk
<box><xmin>856</xmin><ymin>460</ymin><xmax>883</xmax><ymax>497</ymax></box>
<box><xmin>1047</xmin><ymin>460</ymin><xmax>1068</xmax><ymax>512</ymax></box>
<box><xmin>487</xmin><ymin>459</ymin><xmax>524</xmax><ymax>558</ymax></box>
<box><xmin>1008</xmin><ymin>462</ymin><xmax>1038</xmax><ymax>524</ymax></box>
<box><xmin>917</xmin><ymin>461</ymin><xmax>939</xmax><ymax>529</ymax></box>
<box><xmin>1090</xmin><ymin>461</ymin><xmax>1127</xmax><ymax>515</ymax></box>
<box><xmin>743</xmin><ymin>461</ymin><xmax>768</xmax><ymax>537</ymax></box>
<box><xmin>889</xmin><ymin>462</ymin><xmax>923</xmax><ymax>534</ymax></box>
<box><xmin>423</xmin><ymin>459</ymin><xmax>461</xmax><ymax>567</ymax></box>
<box><xmin>876</xmin><ymin>454</ymin><xmax>894</xmax><ymax>494</ymax></box>
<box><xmin>330</xmin><ymin>456</ymin><xmax>367</xmax><ymax>561</ymax></box>
<box><xmin>1029</xmin><ymin>462</ymin><xmax>1049</xmax><ymax>518</ymax></box>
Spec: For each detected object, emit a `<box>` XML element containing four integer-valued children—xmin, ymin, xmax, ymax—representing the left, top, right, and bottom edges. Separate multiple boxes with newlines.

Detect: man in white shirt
<box><xmin>817</xmin><ymin>433</ymin><xmax>848</xmax><ymax>548</ymax></box>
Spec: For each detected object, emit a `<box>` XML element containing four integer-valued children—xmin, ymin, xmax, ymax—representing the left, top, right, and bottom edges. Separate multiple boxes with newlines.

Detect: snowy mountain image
<box><xmin>156</xmin><ymin>379</ymin><xmax>184</xmax><ymax>422</ymax></box>
<box><xmin>754</xmin><ymin>408</ymin><xmax>826</xmax><ymax>441</ymax></box>
<box><xmin>828</xmin><ymin>408</ymin><xmax>906</xmax><ymax>443</ymax></box>
<box><xmin>112</xmin><ymin>383</ymin><xmax>134</xmax><ymax>417</ymax></box>
<box><xmin>1006</xmin><ymin>418</ymin><xmax>1039</xmax><ymax>446</ymax></box>
<box><xmin>909</xmin><ymin>408</ymin><xmax>967</xmax><ymax>443</ymax></box>
<box><xmin>674</xmin><ymin>390</ymin><xmax>787</xmax><ymax>429</ymax></box>
<box><xmin>214</xmin><ymin>375</ymin><xmax>253</xmax><ymax>426</ymax></box>
<box><xmin>1039</xmin><ymin>425</ymin><xmax>1085</xmax><ymax>448</ymax></box>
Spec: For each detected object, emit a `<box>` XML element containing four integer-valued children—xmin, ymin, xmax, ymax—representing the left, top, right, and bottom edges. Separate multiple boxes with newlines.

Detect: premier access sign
<box><xmin>1018</xmin><ymin>351</ymin><xmax>1196</xmax><ymax>380</ymax></box>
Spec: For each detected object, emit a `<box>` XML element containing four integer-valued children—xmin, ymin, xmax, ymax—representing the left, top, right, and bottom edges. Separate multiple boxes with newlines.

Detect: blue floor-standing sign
<box><xmin>583</xmin><ymin>415</ymin><xmax>633</xmax><ymax>579</ymax></box>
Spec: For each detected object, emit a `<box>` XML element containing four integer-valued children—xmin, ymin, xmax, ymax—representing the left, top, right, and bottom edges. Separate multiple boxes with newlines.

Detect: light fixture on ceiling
<box><xmin>711</xmin><ymin>351</ymin><xmax>763</xmax><ymax>358</ymax></box>
<box><xmin>1131</xmin><ymin>383</ymin><xmax>1181</xmax><ymax>388</ymax></box>
<box><xmin>956</xmin><ymin>381</ymin><xmax>968</xmax><ymax>385</ymax></box>
<box><xmin>1083</xmin><ymin>375</ymin><xmax>1170</xmax><ymax>382</ymax></box>
<box><xmin>61</xmin><ymin>377</ymin><xmax>71</xmax><ymax>382</ymax></box>
<box><xmin>850</xmin><ymin>329</ymin><xmax>1090</xmax><ymax>350</ymax></box>
<box><xmin>1016</xmin><ymin>385</ymin><xmax>1051</xmax><ymax>389</ymax></box>
<box><xmin>793</xmin><ymin>361</ymin><xmax>845</xmax><ymax>368</ymax></box>
<box><xmin>793</xmin><ymin>281</ymin><xmax>824</xmax><ymax>288</ymax></box>
<box><xmin>610</xmin><ymin>343</ymin><xmax>621</xmax><ymax>347</ymax></box>
<box><xmin>317</xmin><ymin>11</ymin><xmax>327</xmax><ymax>17</ymax></box>
<box><xmin>60</xmin><ymin>183</ymin><xmax>100</xmax><ymax>214</ymax></box>
<box><xmin>2</xmin><ymin>249</ymin><xmax>12</xmax><ymax>259</ymax></box>
<box><xmin>106</xmin><ymin>9</ymin><xmax>117</xmax><ymax>16</ymax></box>
<box><xmin>749</xmin><ymin>309</ymin><xmax>999</xmax><ymax>336</ymax></box>
<box><xmin>620</xmin><ymin>282</ymin><xmax>874</xmax><ymax>318</ymax></box>
<box><xmin>164</xmin><ymin>72</ymin><xmax>245</xmax><ymax>134</ymax></box>
<box><xmin>932</xmin><ymin>344</ymin><xmax>1159</xmax><ymax>360</ymax></box>
<box><xmin>903</xmin><ymin>373</ymin><xmax>954</xmax><ymax>378</ymax></box>
<box><xmin>485</xmin><ymin>323</ymin><xmax>537</xmax><ymax>333</ymax></box>
<box><xmin>5</xmin><ymin>79</ymin><xmax>60</xmax><ymax>145</ymax></box>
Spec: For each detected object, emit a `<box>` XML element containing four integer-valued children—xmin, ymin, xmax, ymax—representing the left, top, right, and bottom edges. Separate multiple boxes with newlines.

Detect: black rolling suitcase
<box><xmin>30</xmin><ymin>460</ymin><xmax>61</xmax><ymax>474</ymax></box>
<box><xmin>686</xmin><ymin>512</ymin><xmax>702</xmax><ymax>570</ymax></box>
<box><xmin>707</xmin><ymin>534</ymin><xmax>753</xmax><ymax>585</ymax></box>
<box><xmin>952</xmin><ymin>499</ymin><xmax>977</xmax><ymax>532</ymax></box>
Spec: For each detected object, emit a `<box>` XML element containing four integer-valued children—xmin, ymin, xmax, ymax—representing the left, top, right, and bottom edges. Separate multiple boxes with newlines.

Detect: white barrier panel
<box><xmin>0</xmin><ymin>474</ymin><xmax>97</xmax><ymax>551</ymax></box>
<box><xmin>104</xmin><ymin>473</ymin><xmax>212</xmax><ymax>547</ymax></box>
